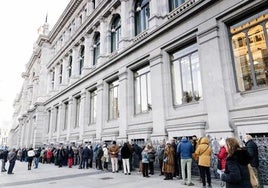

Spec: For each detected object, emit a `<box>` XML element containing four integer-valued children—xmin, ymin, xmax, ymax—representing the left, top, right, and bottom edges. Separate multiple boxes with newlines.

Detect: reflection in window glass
<box><xmin>171</xmin><ymin>43</ymin><xmax>202</xmax><ymax>105</ymax></box>
<box><xmin>63</xmin><ymin>102</ymin><xmax>68</xmax><ymax>130</ymax></box>
<box><xmin>169</xmin><ymin>0</ymin><xmax>185</xmax><ymax>12</ymax></box>
<box><xmin>134</xmin><ymin>66</ymin><xmax>151</xmax><ymax>114</ymax></box>
<box><xmin>93</xmin><ymin>33</ymin><xmax>100</xmax><ymax>66</ymax></box>
<box><xmin>111</xmin><ymin>15</ymin><xmax>121</xmax><ymax>52</ymax></box>
<box><xmin>109</xmin><ymin>80</ymin><xmax>119</xmax><ymax>120</ymax></box>
<box><xmin>135</xmin><ymin>0</ymin><xmax>150</xmax><ymax>35</ymax></box>
<box><xmin>79</xmin><ymin>45</ymin><xmax>84</xmax><ymax>75</ymax></box>
<box><xmin>230</xmin><ymin>13</ymin><xmax>268</xmax><ymax>91</ymax></box>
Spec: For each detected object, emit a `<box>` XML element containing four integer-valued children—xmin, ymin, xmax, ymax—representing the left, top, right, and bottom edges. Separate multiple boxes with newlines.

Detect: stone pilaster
<box><xmin>197</xmin><ymin>23</ymin><xmax>233</xmax><ymax>138</ymax></box>
<box><xmin>79</xmin><ymin>90</ymin><xmax>87</xmax><ymax>141</ymax></box>
<box><xmin>117</xmin><ymin>68</ymin><xmax>128</xmax><ymax>141</ymax></box>
<box><xmin>82</xmin><ymin>35</ymin><xmax>91</xmax><ymax>75</ymax></box>
<box><xmin>66</xmin><ymin>97</ymin><xmax>73</xmax><ymax>141</ymax></box>
<box><xmin>120</xmin><ymin>0</ymin><xmax>132</xmax><ymax>48</ymax></box>
<box><xmin>99</xmin><ymin>17</ymin><xmax>108</xmax><ymax>64</ymax></box>
<box><xmin>95</xmin><ymin>80</ymin><xmax>104</xmax><ymax>140</ymax></box>
<box><xmin>149</xmin><ymin>49</ymin><xmax>167</xmax><ymax>141</ymax></box>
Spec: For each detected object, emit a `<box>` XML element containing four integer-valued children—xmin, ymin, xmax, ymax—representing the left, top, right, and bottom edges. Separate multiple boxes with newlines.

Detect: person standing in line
<box><xmin>177</xmin><ymin>137</ymin><xmax>195</xmax><ymax>186</ymax></box>
<box><xmin>147</xmin><ymin>143</ymin><xmax>156</xmax><ymax>175</ymax></box>
<box><xmin>121</xmin><ymin>142</ymin><xmax>132</xmax><ymax>175</ymax></box>
<box><xmin>221</xmin><ymin>137</ymin><xmax>251</xmax><ymax>188</ymax></box>
<box><xmin>1</xmin><ymin>147</ymin><xmax>8</xmax><ymax>172</ymax></box>
<box><xmin>141</xmin><ymin>145</ymin><xmax>150</xmax><ymax>178</ymax></box>
<box><xmin>67</xmin><ymin>146</ymin><xmax>74</xmax><ymax>168</ymax></box>
<box><xmin>162</xmin><ymin>141</ymin><xmax>175</xmax><ymax>180</ymax></box>
<box><xmin>102</xmin><ymin>144</ymin><xmax>109</xmax><ymax>171</ymax></box>
<box><xmin>244</xmin><ymin>134</ymin><xmax>263</xmax><ymax>188</ymax></box>
<box><xmin>34</xmin><ymin>147</ymin><xmax>41</xmax><ymax>169</ymax></box>
<box><xmin>7</xmin><ymin>148</ymin><xmax>17</xmax><ymax>174</ymax></box>
<box><xmin>109</xmin><ymin>141</ymin><xmax>120</xmax><ymax>173</ymax></box>
<box><xmin>195</xmin><ymin>137</ymin><xmax>212</xmax><ymax>188</ymax></box>
<box><xmin>27</xmin><ymin>148</ymin><xmax>35</xmax><ymax>170</ymax></box>
<box><xmin>217</xmin><ymin>138</ymin><xmax>227</xmax><ymax>171</ymax></box>
<box><xmin>170</xmin><ymin>138</ymin><xmax>180</xmax><ymax>179</ymax></box>
<box><xmin>157</xmin><ymin>141</ymin><xmax>165</xmax><ymax>176</ymax></box>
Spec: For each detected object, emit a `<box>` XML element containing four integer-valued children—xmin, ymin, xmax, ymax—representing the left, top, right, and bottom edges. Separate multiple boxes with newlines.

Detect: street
<box><xmin>0</xmin><ymin>161</ymin><xmax>225</xmax><ymax>188</ymax></box>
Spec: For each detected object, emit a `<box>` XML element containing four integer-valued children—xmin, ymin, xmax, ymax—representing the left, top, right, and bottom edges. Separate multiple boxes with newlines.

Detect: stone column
<box><xmin>79</xmin><ymin>90</ymin><xmax>87</xmax><ymax>141</ymax></box>
<box><xmin>117</xmin><ymin>68</ymin><xmax>128</xmax><ymax>141</ymax></box>
<box><xmin>70</xmin><ymin>47</ymin><xmax>79</xmax><ymax>82</ymax></box>
<box><xmin>48</xmin><ymin>108</ymin><xmax>54</xmax><ymax>142</ymax></box>
<box><xmin>66</xmin><ymin>97</ymin><xmax>73</xmax><ymax>141</ymax></box>
<box><xmin>82</xmin><ymin>35</ymin><xmax>91</xmax><ymax>76</ymax></box>
<box><xmin>99</xmin><ymin>17</ymin><xmax>108</xmax><ymax>64</ymax></box>
<box><xmin>61</xmin><ymin>56</ymin><xmax>68</xmax><ymax>87</ymax></box>
<box><xmin>95</xmin><ymin>80</ymin><xmax>104</xmax><ymax>141</ymax></box>
<box><xmin>149</xmin><ymin>0</ymin><xmax>167</xmax><ymax>30</ymax></box>
<box><xmin>149</xmin><ymin>49</ymin><xmax>167</xmax><ymax>141</ymax></box>
<box><xmin>86</xmin><ymin>0</ymin><xmax>95</xmax><ymax>16</ymax></box>
<box><xmin>56</xmin><ymin>103</ymin><xmax>63</xmax><ymax>142</ymax></box>
<box><xmin>54</xmin><ymin>64</ymin><xmax>60</xmax><ymax>91</ymax></box>
<box><xmin>197</xmin><ymin>23</ymin><xmax>233</xmax><ymax>138</ymax></box>
<box><xmin>120</xmin><ymin>0</ymin><xmax>132</xmax><ymax>48</ymax></box>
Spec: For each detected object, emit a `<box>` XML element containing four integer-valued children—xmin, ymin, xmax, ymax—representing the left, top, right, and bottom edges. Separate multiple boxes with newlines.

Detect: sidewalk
<box><xmin>0</xmin><ymin>161</ymin><xmax>251</xmax><ymax>188</ymax></box>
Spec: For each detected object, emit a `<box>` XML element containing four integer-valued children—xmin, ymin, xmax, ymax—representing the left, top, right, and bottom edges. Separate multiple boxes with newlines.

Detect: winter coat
<box><xmin>121</xmin><ymin>144</ymin><xmax>132</xmax><ymax>159</ymax></box>
<box><xmin>221</xmin><ymin>149</ymin><xmax>251</xmax><ymax>188</ymax></box>
<box><xmin>162</xmin><ymin>144</ymin><xmax>175</xmax><ymax>173</ymax></box>
<box><xmin>217</xmin><ymin>146</ymin><xmax>227</xmax><ymax>170</ymax></box>
<box><xmin>8</xmin><ymin>150</ymin><xmax>17</xmax><ymax>163</ymax></box>
<box><xmin>245</xmin><ymin>139</ymin><xmax>259</xmax><ymax>168</ymax></box>
<box><xmin>177</xmin><ymin>137</ymin><xmax>194</xmax><ymax>159</ymax></box>
<box><xmin>195</xmin><ymin>137</ymin><xmax>211</xmax><ymax>167</ymax></box>
<box><xmin>109</xmin><ymin>144</ymin><xmax>119</xmax><ymax>158</ymax></box>
<box><xmin>141</xmin><ymin>149</ymin><xmax>149</xmax><ymax>163</ymax></box>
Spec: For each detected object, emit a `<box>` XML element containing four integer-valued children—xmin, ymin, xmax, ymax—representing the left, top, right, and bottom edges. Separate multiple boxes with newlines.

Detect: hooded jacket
<box><xmin>195</xmin><ymin>137</ymin><xmax>211</xmax><ymax>167</ymax></box>
<box><xmin>177</xmin><ymin>137</ymin><xmax>194</xmax><ymax>159</ymax></box>
<box><xmin>221</xmin><ymin>149</ymin><xmax>251</xmax><ymax>188</ymax></box>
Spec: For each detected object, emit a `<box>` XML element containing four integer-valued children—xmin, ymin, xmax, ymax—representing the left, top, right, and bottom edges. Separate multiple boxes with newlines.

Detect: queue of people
<box><xmin>0</xmin><ymin>134</ymin><xmax>263</xmax><ymax>188</ymax></box>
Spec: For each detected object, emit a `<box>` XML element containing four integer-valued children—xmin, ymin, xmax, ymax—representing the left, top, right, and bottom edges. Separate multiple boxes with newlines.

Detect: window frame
<box><xmin>108</xmin><ymin>79</ymin><xmax>119</xmax><ymax>120</ymax></box>
<box><xmin>229</xmin><ymin>12</ymin><xmax>268</xmax><ymax>92</ymax></box>
<box><xmin>170</xmin><ymin>43</ymin><xmax>202</xmax><ymax>106</ymax></box>
<box><xmin>134</xmin><ymin>65</ymin><xmax>152</xmax><ymax>114</ymax></box>
<box><xmin>135</xmin><ymin>0</ymin><xmax>150</xmax><ymax>36</ymax></box>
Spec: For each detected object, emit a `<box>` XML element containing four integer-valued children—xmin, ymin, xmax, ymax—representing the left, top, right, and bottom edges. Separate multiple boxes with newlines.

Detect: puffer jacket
<box><xmin>195</xmin><ymin>137</ymin><xmax>211</xmax><ymax>167</ymax></box>
<box><xmin>221</xmin><ymin>149</ymin><xmax>251</xmax><ymax>188</ymax></box>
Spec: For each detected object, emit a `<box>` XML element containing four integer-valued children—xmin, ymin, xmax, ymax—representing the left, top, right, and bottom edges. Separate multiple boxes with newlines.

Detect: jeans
<box><xmin>181</xmin><ymin>158</ymin><xmax>193</xmax><ymax>184</ymax></box>
<box><xmin>34</xmin><ymin>157</ymin><xmax>39</xmax><ymax>168</ymax></box>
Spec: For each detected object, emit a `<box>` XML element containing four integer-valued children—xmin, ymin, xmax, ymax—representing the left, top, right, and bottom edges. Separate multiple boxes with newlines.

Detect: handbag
<box><xmin>163</xmin><ymin>157</ymin><xmax>168</xmax><ymax>163</ymax></box>
<box><xmin>248</xmin><ymin>164</ymin><xmax>259</xmax><ymax>188</ymax></box>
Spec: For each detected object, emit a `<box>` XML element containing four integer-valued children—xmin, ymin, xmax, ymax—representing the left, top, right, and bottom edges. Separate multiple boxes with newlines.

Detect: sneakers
<box><xmin>187</xmin><ymin>182</ymin><xmax>195</xmax><ymax>186</ymax></box>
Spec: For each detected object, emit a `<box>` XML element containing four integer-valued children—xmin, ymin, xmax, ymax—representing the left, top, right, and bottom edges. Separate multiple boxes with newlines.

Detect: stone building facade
<box><xmin>8</xmin><ymin>0</ymin><xmax>268</xmax><ymax>148</ymax></box>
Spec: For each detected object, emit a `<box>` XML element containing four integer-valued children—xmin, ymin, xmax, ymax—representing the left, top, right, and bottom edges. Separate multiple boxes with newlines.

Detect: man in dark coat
<box><xmin>7</xmin><ymin>148</ymin><xmax>17</xmax><ymax>174</ymax></box>
<box><xmin>1</xmin><ymin>147</ymin><xmax>8</xmax><ymax>172</ymax></box>
<box><xmin>244</xmin><ymin>134</ymin><xmax>263</xmax><ymax>188</ymax></box>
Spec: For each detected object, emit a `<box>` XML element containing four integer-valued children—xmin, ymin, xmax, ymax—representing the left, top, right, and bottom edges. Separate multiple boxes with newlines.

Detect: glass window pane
<box><xmin>232</xmin><ymin>32</ymin><xmax>252</xmax><ymax>91</ymax></box>
<box><xmin>191</xmin><ymin>52</ymin><xmax>202</xmax><ymax>100</ymax></box>
<box><xmin>248</xmin><ymin>25</ymin><xmax>268</xmax><ymax>88</ymax></box>
<box><xmin>135</xmin><ymin>76</ymin><xmax>141</xmax><ymax>113</ymax></box>
<box><xmin>172</xmin><ymin>59</ymin><xmax>183</xmax><ymax>105</ymax></box>
<box><xmin>170</xmin><ymin>43</ymin><xmax>201</xmax><ymax>105</ymax></box>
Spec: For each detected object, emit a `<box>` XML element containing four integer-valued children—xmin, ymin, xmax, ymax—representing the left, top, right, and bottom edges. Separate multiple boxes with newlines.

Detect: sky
<box><xmin>0</xmin><ymin>0</ymin><xmax>70</xmax><ymax>129</ymax></box>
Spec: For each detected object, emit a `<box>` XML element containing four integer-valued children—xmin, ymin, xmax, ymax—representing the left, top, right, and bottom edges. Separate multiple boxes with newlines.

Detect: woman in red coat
<box><xmin>217</xmin><ymin>138</ymin><xmax>227</xmax><ymax>171</ymax></box>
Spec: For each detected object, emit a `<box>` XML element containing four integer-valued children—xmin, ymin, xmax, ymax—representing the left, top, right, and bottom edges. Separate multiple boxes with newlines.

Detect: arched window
<box><xmin>111</xmin><ymin>15</ymin><xmax>121</xmax><ymax>52</ymax></box>
<box><xmin>135</xmin><ymin>0</ymin><xmax>150</xmax><ymax>36</ymax></box>
<box><xmin>68</xmin><ymin>56</ymin><xmax>72</xmax><ymax>78</ymax></box>
<box><xmin>169</xmin><ymin>0</ymin><xmax>185</xmax><ymax>12</ymax></box>
<box><xmin>93</xmin><ymin>33</ymin><xmax>100</xmax><ymax>66</ymax></box>
<box><xmin>79</xmin><ymin>45</ymin><xmax>85</xmax><ymax>75</ymax></box>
